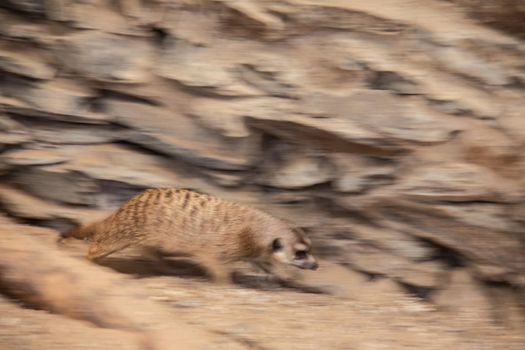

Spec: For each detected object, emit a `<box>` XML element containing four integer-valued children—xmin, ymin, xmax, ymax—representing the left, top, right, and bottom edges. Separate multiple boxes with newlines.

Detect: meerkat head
<box><xmin>269</xmin><ymin>227</ymin><xmax>318</xmax><ymax>270</ymax></box>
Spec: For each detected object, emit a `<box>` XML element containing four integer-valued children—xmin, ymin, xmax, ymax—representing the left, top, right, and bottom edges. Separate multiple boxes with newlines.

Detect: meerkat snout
<box><xmin>66</xmin><ymin>187</ymin><xmax>320</xmax><ymax>284</ymax></box>
<box><xmin>270</xmin><ymin>230</ymin><xmax>319</xmax><ymax>271</ymax></box>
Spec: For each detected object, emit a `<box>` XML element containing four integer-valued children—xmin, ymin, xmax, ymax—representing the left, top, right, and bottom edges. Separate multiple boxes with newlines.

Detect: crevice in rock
<box><xmin>0</xmin><ymin>3</ymin><xmax>46</xmax><ymax>19</ymax></box>
<box><xmin>314</xmin><ymin>196</ymin><xmax>381</xmax><ymax>226</ymax></box>
<box><xmin>396</xmin><ymin>280</ymin><xmax>437</xmax><ymax>300</ymax></box>
<box><xmin>98</xmin><ymin>89</ymin><xmax>162</xmax><ymax>107</ymax></box>
<box><xmin>268</xmin><ymin>10</ymin><xmax>291</xmax><ymax>24</ymax></box>
<box><xmin>115</xmin><ymin>139</ymin><xmax>172</xmax><ymax>158</ymax></box>
<box><xmin>416</xmin><ymin>237</ymin><xmax>466</xmax><ymax>268</ymax></box>
<box><xmin>480</xmin><ymin>279</ymin><xmax>525</xmax><ymax>325</ymax></box>
<box><xmin>368</xmin><ymin>71</ymin><xmax>420</xmax><ymax>95</ymax></box>
<box><xmin>80</xmin><ymin>95</ymin><xmax>106</xmax><ymax>113</ymax></box>
<box><xmin>163</xmin><ymin>78</ymin><xmax>259</xmax><ymax>100</ymax></box>
<box><xmin>149</xmin><ymin>25</ymin><xmax>169</xmax><ymax>48</ymax></box>
<box><xmin>256</xmin><ymin>182</ymin><xmax>334</xmax><ymax>193</ymax></box>
<box><xmin>210</xmin><ymin>329</ymin><xmax>272</xmax><ymax>350</ymax></box>
<box><xmin>340</xmin><ymin>262</ymin><xmax>386</xmax><ymax>281</ymax></box>
<box><xmin>115</xmin><ymin>140</ymin><xmax>221</xmax><ymax>179</ymax></box>
<box><xmin>426</xmin><ymin>98</ymin><xmax>472</xmax><ymax>116</ymax></box>
<box><xmin>447</xmin><ymin>0</ymin><xmax>525</xmax><ymax>40</ymax></box>
<box><xmin>308</xmin><ymin>240</ymin><xmax>345</xmax><ymax>259</ymax></box>
<box><xmin>0</xmin><ymin>200</ymin><xmax>76</xmax><ymax>236</ymax></box>
<box><xmin>236</xmin><ymin>64</ymin><xmax>297</xmax><ymax>99</ymax></box>
<box><xmin>435</xmin><ymin>199</ymin><xmax>516</xmax><ymax>206</ymax></box>
<box><xmin>9</xmin><ymin>113</ymin><xmax>120</xmax><ymax>130</ymax></box>
<box><xmin>95</xmin><ymin>179</ymin><xmax>147</xmax><ymax>209</ymax></box>
<box><xmin>0</xmin><ymin>142</ymin><xmax>28</xmax><ymax>156</ymax></box>
<box><xmin>0</xmin><ymin>277</ymin><xmax>47</xmax><ymax>313</ymax></box>
<box><xmin>0</xmin><ymin>71</ymin><xmax>40</xmax><ymax>93</ymax></box>
<box><xmin>245</xmin><ymin>117</ymin><xmax>407</xmax><ymax>157</ymax></box>
<box><xmin>326</xmin><ymin>229</ymin><xmax>358</xmax><ymax>241</ymax></box>
<box><xmin>219</xmin><ymin>7</ymin><xmax>269</xmax><ymax>40</ymax></box>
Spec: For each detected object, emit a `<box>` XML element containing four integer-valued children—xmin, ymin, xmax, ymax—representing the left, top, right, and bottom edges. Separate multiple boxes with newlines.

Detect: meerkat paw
<box><xmin>207</xmin><ymin>265</ymin><xmax>234</xmax><ymax>285</ymax></box>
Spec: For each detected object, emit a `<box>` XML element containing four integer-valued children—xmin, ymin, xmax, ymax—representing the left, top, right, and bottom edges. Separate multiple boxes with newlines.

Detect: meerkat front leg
<box><xmin>251</xmin><ymin>260</ymin><xmax>291</xmax><ymax>284</ymax></box>
<box><xmin>208</xmin><ymin>265</ymin><xmax>233</xmax><ymax>285</ymax></box>
<box><xmin>87</xmin><ymin>241</ymin><xmax>130</xmax><ymax>263</ymax></box>
<box><xmin>141</xmin><ymin>247</ymin><xmax>181</xmax><ymax>276</ymax></box>
<box><xmin>196</xmin><ymin>255</ymin><xmax>233</xmax><ymax>285</ymax></box>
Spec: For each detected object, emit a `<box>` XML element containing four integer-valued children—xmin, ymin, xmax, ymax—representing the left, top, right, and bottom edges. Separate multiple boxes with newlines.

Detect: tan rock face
<box><xmin>445</xmin><ymin>0</ymin><xmax>525</xmax><ymax>39</ymax></box>
<box><xmin>55</xmin><ymin>31</ymin><xmax>154</xmax><ymax>83</ymax></box>
<box><xmin>0</xmin><ymin>0</ymin><xmax>524</xmax><ymax>348</ymax></box>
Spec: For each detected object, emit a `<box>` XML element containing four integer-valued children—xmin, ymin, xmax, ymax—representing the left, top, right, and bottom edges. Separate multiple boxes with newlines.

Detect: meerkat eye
<box><xmin>295</xmin><ymin>250</ymin><xmax>307</xmax><ymax>259</ymax></box>
<box><xmin>272</xmin><ymin>238</ymin><xmax>283</xmax><ymax>251</ymax></box>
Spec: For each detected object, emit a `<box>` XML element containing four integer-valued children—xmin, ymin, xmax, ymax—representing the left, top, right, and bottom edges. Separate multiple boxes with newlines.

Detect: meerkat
<box><xmin>63</xmin><ymin>188</ymin><xmax>318</xmax><ymax>283</ymax></box>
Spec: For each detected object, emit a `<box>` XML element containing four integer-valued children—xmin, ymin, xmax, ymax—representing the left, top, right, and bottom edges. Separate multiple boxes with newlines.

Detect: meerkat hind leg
<box><xmin>197</xmin><ymin>255</ymin><xmax>233</xmax><ymax>284</ymax></box>
<box><xmin>141</xmin><ymin>246</ymin><xmax>180</xmax><ymax>275</ymax></box>
<box><xmin>252</xmin><ymin>260</ymin><xmax>288</xmax><ymax>281</ymax></box>
<box><xmin>250</xmin><ymin>260</ymin><xmax>319</xmax><ymax>292</ymax></box>
<box><xmin>141</xmin><ymin>246</ymin><xmax>203</xmax><ymax>277</ymax></box>
<box><xmin>86</xmin><ymin>241</ymin><xmax>130</xmax><ymax>263</ymax></box>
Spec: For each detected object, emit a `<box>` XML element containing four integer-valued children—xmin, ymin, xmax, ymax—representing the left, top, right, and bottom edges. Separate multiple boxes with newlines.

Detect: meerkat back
<box><xmin>85</xmin><ymin>188</ymin><xmax>255</xmax><ymax>261</ymax></box>
<box><xmin>71</xmin><ymin>187</ymin><xmax>318</xmax><ymax>284</ymax></box>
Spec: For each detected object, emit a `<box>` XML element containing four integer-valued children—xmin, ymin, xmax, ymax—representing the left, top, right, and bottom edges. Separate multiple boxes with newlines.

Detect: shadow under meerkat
<box><xmin>61</xmin><ymin>188</ymin><xmax>319</xmax><ymax>287</ymax></box>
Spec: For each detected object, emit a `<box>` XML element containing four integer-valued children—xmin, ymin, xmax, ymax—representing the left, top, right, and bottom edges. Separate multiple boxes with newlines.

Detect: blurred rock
<box><xmin>0</xmin><ymin>115</ymin><xmax>31</xmax><ymax>155</ymax></box>
<box><xmin>266</xmin><ymin>154</ymin><xmax>333</xmax><ymax>189</ymax></box>
<box><xmin>0</xmin><ymin>220</ymin><xmax>248</xmax><ymax>350</ymax></box>
<box><xmin>446</xmin><ymin>0</ymin><xmax>525</xmax><ymax>39</ymax></box>
<box><xmin>459</xmin><ymin>121</ymin><xmax>523</xmax><ymax>179</ymax></box>
<box><xmin>432</xmin><ymin>46</ymin><xmax>511</xmax><ymax>85</ymax></box>
<box><xmin>245</xmin><ymin>114</ymin><xmax>403</xmax><ymax>156</ymax></box>
<box><xmin>332</xmin><ymin>222</ymin><xmax>435</xmax><ymax>261</ymax></box>
<box><xmin>364</xmin><ymin>199</ymin><xmax>525</xmax><ymax>285</ymax></box>
<box><xmin>258</xmin><ymin>142</ymin><xmax>334</xmax><ymax>189</ymax></box>
<box><xmin>346</xmin><ymin>242</ymin><xmax>446</xmax><ymax>288</ymax></box>
<box><xmin>187</xmin><ymin>96</ymin><xmax>288</xmax><ymax>138</ymax></box>
<box><xmin>156</xmin><ymin>39</ymin><xmax>260</xmax><ymax>97</ymax></box>
<box><xmin>430</xmin><ymin>203</ymin><xmax>523</xmax><ymax>233</ymax></box>
<box><xmin>24</xmin><ymin>122</ymin><xmax>123</xmax><ymax>145</ymax></box>
<box><xmin>1</xmin><ymin>78</ymin><xmax>108</xmax><ymax>123</ymax></box>
<box><xmin>8</xmin><ymin>144</ymin><xmax>192</xmax><ymax>207</ymax></box>
<box><xmin>500</xmin><ymin>99</ymin><xmax>525</xmax><ymax>143</ymax></box>
<box><xmin>0</xmin><ymin>47</ymin><xmax>55</xmax><ymax>79</ymax></box>
<box><xmin>0</xmin><ymin>0</ymin><xmax>523</xmax><ymax>330</ymax></box>
<box><xmin>2</xmin><ymin>148</ymin><xmax>68</xmax><ymax>166</ymax></box>
<box><xmin>65</xmin><ymin>1</ymin><xmax>147</xmax><ymax>36</ymax></box>
<box><xmin>107</xmin><ymin>100</ymin><xmax>255</xmax><ymax>170</ymax></box>
<box><xmin>0</xmin><ymin>185</ymin><xmax>104</xmax><ymax>224</ymax></box>
<box><xmin>1</xmin><ymin>0</ymin><xmax>46</xmax><ymax>16</ymax></box>
<box><xmin>329</xmin><ymin>90</ymin><xmax>462</xmax><ymax>143</ymax></box>
<box><xmin>55</xmin><ymin>31</ymin><xmax>153</xmax><ymax>83</ymax></box>
<box><xmin>395</xmin><ymin>162</ymin><xmax>523</xmax><ymax>203</ymax></box>
<box><xmin>433</xmin><ymin>269</ymin><xmax>492</xmax><ymax>321</ymax></box>
<box><xmin>0</xmin><ymin>9</ymin><xmax>53</xmax><ymax>44</ymax></box>
<box><xmin>10</xmin><ymin>165</ymin><xmax>101</xmax><ymax>207</ymax></box>
<box><xmin>369</xmin><ymin>71</ymin><xmax>420</xmax><ymax>95</ymax></box>
<box><xmin>0</xmin><ymin>295</ymin><xmax>139</xmax><ymax>350</ymax></box>
<box><xmin>0</xmin><ymin>131</ymin><xmax>30</xmax><ymax>149</ymax></box>
<box><xmin>331</xmin><ymin>154</ymin><xmax>397</xmax><ymax>193</ymax></box>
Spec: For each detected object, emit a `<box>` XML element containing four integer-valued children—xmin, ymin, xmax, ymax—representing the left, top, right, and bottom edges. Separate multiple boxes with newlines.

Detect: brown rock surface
<box><xmin>1</xmin><ymin>217</ymin><xmax>524</xmax><ymax>350</ymax></box>
<box><xmin>0</xmin><ymin>219</ymin><xmax>247</xmax><ymax>350</ymax></box>
<box><xmin>0</xmin><ymin>0</ymin><xmax>524</xmax><ymax>348</ymax></box>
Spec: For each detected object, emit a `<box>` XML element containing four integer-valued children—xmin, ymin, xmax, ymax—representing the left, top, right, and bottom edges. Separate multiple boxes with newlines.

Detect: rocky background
<box><xmin>0</xmin><ymin>1</ymin><xmax>524</xmax><ymax>349</ymax></box>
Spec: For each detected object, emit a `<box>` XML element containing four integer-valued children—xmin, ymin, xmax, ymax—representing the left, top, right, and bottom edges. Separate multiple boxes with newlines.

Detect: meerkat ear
<box><xmin>271</xmin><ymin>238</ymin><xmax>283</xmax><ymax>251</ymax></box>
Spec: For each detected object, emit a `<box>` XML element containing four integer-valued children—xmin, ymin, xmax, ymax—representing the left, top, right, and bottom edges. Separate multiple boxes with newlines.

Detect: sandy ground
<box><xmin>1</xmin><ymin>233</ymin><xmax>523</xmax><ymax>350</ymax></box>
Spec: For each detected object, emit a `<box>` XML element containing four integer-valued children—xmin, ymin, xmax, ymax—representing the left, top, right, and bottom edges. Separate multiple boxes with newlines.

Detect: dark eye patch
<box><xmin>295</xmin><ymin>250</ymin><xmax>307</xmax><ymax>259</ymax></box>
<box><xmin>272</xmin><ymin>238</ymin><xmax>283</xmax><ymax>251</ymax></box>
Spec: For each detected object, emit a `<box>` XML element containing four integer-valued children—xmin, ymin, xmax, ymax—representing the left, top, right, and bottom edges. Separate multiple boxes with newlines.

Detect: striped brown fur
<box><xmin>65</xmin><ymin>188</ymin><xmax>318</xmax><ymax>283</ymax></box>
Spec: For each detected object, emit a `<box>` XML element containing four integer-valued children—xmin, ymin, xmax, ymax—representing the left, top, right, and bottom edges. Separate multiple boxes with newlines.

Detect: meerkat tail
<box><xmin>60</xmin><ymin>221</ymin><xmax>100</xmax><ymax>243</ymax></box>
